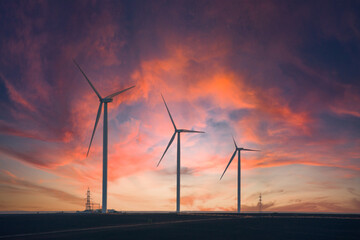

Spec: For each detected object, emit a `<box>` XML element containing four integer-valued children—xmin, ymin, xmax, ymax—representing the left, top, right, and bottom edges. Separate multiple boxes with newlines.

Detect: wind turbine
<box><xmin>157</xmin><ymin>94</ymin><xmax>205</xmax><ymax>213</ymax></box>
<box><xmin>74</xmin><ymin>60</ymin><xmax>135</xmax><ymax>213</ymax></box>
<box><xmin>220</xmin><ymin>137</ymin><xmax>260</xmax><ymax>213</ymax></box>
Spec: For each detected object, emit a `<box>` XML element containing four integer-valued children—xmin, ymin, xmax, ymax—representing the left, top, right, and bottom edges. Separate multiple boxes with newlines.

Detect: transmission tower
<box><xmin>85</xmin><ymin>187</ymin><xmax>92</xmax><ymax>211</ymax></box>
<box><xmin>258</xmin><ymin>193</ymin><xmax>262</xmax><ymax>213</ymax></box>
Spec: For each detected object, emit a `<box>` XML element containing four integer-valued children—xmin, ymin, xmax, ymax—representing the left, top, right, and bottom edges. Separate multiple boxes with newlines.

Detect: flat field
<box><xmin>0</xmin><ymin>212</ymin><xmax>359</xmax><ymax>240</ymax></box>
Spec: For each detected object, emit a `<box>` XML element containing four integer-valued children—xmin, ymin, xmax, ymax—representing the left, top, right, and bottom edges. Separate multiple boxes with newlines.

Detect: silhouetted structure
<box><xmin>157</xmin><ymin>94</ymin><xmax>205</xmax><ymax>213</ymax></box>
<box><xmin>259</xmin><ymin>193</ymin><xmax>262</xmax><ymax>213</ymax></box>
<box><xmin>85</xmin><ymin>187</ymin><xmax>92</xmax><ymax>211</ymax></box>
<box><xmin>85</xmin><ymin>188</ymin><xmax>100</xmax><ymax>212</ymax></box>
<box><xmin>220</xmin><ymin>137</ymin><xmax>260</xmax><ymax>213</ymax></box>
<box><xmin>74</xmin><ymin>60</ymin><xmax>135</xmax><ymax>213</ymax></box>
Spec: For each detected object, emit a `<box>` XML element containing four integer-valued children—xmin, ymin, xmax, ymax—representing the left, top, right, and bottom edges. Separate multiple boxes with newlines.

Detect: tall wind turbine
<box><xmin>74</xmin><ymin>60</ymin><xmax>135</xmax><ymax>213</ymax></box>
<box><xmin>220</xmin><ymin>137</ymin><xmax>260</xmax><ymax>213</ymax></box>
<box><xmin>157</xmin><ymin>94</ymin><xmax>205</xmax><ymax>213</ymax></box>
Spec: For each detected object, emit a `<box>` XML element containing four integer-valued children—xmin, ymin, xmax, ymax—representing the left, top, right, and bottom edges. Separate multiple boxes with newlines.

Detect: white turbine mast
<box><xmin>220</xmin><ymin>136</ymin><xmax>260</xmax><ymax>213</ymax></box>
<box><xmin>157</xmin><ymin>94</ymin><xmax>205</xmax><ymax>213</ymax></box>
<box><xmin>74</xmin><ymin>60</ymin><xmax>135</xmax><ymax>213</ymax></box>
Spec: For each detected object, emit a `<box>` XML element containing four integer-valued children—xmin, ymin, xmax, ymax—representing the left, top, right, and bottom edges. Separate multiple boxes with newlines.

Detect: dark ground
<box><xmin>0</xmin><ymin>212</ymin><xmax>359</xmax><ymax>240</ymax></box>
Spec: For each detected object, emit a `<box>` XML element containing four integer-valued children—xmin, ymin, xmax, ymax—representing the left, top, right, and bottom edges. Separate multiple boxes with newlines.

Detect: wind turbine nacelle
<box><xmin>102</xmin><ymin>98</ymin><xmax>113</xmax><ymax>103</ymax></box>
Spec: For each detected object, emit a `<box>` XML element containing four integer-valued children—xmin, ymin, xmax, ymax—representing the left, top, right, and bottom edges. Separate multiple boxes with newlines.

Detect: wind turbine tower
<box><xmin>157</xmin><ymin>94</ymin><xmax>205</xmax><ymax>213</ymax></box>
<box><xmin>74</xmin><ymin>60</ymin><xmax>135</xmax><ymax>213</ymax></box>
<box><xmin>220</xmin><ymin>137</ymin><xmax>260</xmax><ymax>213</ymax></box>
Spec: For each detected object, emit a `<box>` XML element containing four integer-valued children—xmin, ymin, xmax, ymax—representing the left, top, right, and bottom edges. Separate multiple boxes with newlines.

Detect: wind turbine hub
<box><xmin>102</xmin><ymin>98</ymin><xmax>113</xmax><ymax>103</ymax></box>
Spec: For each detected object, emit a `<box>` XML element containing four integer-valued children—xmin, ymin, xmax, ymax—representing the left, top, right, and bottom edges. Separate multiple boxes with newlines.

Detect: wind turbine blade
<box><xmin>157</xmin><ymin>132</ymin><xmax>176</xmax><ymax>167</ymax></box>
<box><xmin>86</xmin><ymin>102</ymin><xmax>103</xmax><ymax>157</ymax></box>
<box><xmin>161</xmin><ymin>94</ymin><xmax>176</xmax><ymax>130</ymax></box>
<box><xmin>179</xmin><ymin>129</ymin><xmax>205</xmax><ymax>133</ymax></box>
<box><xmin>220</xmin><ymin>150</ymin><xmax>237</xmax><ymax>180</ymax></box>
<box><xmin>242</xmin><ymin>148</ymin><xmax>260</xmax><ymax>152</ymax></box>
<box><xmin>73</xmin><ymin>60</ymin><xmax>102</xmax><ymax>99</ymax></box>
<box><xmin>105</xmin><ymin>85</ymin><xmax>135</xmax><ymax>99</ymax></box>
<box><xmin>232</xmin><ymin>136</ymin><xmax>238</xmax><ymax>148</ymax></box>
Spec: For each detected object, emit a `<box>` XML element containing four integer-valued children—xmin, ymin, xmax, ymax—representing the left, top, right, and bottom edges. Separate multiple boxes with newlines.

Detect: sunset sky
<box><xmin>0</xmin><ymin>0</ymin><xmax>359</xmax><ymax>213</ymax></box>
